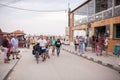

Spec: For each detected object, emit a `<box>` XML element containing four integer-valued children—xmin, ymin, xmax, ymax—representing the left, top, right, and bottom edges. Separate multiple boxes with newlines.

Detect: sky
<box><xmin>0</xmin><ymin>0</ymin><xmax>86</xmax><ymax>36</ymax></box>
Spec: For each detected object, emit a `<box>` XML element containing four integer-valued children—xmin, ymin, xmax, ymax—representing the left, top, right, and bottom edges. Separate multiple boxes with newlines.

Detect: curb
<box><xmin>3</xmin><ymin>54</ymin><xmax>22</xmax><ymax>80</ymax></box>
<box><xmin>62</xmin><ymin>48</ymin><xmax>120</xmax><ymax>72</ymax></box>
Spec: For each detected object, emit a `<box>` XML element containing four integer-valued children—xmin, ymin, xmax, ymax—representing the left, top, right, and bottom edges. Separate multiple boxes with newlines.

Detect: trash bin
<box><xmin>114</xmin><ymin>44</ymin><xmax>120</xmax><ymax>55</ymax></box>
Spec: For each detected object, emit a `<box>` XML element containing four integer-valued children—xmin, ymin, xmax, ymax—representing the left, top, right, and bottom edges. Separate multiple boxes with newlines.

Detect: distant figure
<box><xmin>22</xmin><ymin>37</ymin><xmax>26</xmax><ymax>48</ymax></box>
<box><xmin>51</xmin><ymin>36</ymin><xmax>56</xmax><ymax>55</ymax></box>
<box><xmin>84</xmin><ymin>35</ymin><xmax>88</xmax><ymax>51</ymax></box>
<box><xmin>74</xmin><ymin>36</ymin><xmax>79</xmax><ymax>51</ymax></box>
<box><xmin>26</xmin><ymin>37</ymin><xmax>31</xmax><ymax>48</ymax></box>
<box><xmin>98</xmin><ymin>36</ymin><xmax>104</xmax><ymax>55</ymax></box>
<box><xmin>104</xmin><ymin>37</ymin><xmax>109</xmax><ymax>56</ymax></box>
<box><xmin>118</xmin><ymin>48</ymin><xmax>120</xmax><ymax>66</ymax></box>
<box><xmin>7</xmin><ymin>36</ymin><xmax>12</xmax><ymax>61</ymax></box>
<box><xmin>78</xmin><ymin>36</ymin><xmax>85</xmax><ymax>54</ymax></box>
<box><xmin>91</xmin><ymin>35</ymin><xmax>96</xmax><ymax>53</ymax></box>
<box><xmin>31</xmin><ymin>37</ymin><xmax>35</xmax><ymax>45</ymax></box>
<box><xmin>46</xmin><ymin>36</ymin><xmax>50</xmax><ymax>58</ymax></box>
<box><xmin>55</xmin><ymin>38</ymin><xmax>62</xmax><ymax>56</ymax></box>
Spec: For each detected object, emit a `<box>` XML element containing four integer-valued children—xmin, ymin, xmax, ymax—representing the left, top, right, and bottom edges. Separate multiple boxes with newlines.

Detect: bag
<box><xmin>33</xmin><ymin>43</ymin><xmax>41</xmax><ymax>51</ymax></box>
<box><xmin>32</xmin><ymin>50</ymin><xmax>36</xmax><ymax>55</ymax></box>
<box><xmin>7</xmin><ymin>52</ymin><xmax>11</xmax><ymax>57</ymax></box>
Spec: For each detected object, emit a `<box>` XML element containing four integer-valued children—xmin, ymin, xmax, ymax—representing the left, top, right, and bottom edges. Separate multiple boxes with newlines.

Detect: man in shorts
<box><xmin>11</xmin><ymin>35</ymin><xmax>20</xmax><ymax>60</ymax></box>
<box><xmin>37</xmin><ymin>35</ymin><xmax>47</xmax><ymax>61</ymax></box>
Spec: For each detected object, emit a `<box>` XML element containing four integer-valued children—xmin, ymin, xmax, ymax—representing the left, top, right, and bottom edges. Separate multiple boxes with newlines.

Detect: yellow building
<box><xmin>69</xmin><ymin>0</ymin><xmax>120</xmax><ymax>52</ymax></box>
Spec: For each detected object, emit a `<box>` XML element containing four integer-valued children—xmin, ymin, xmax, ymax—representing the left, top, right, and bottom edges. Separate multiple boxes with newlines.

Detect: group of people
<box><xmin>0</xmin><ymin>34</ymin><xmax>20</xmax><ymax>63</ymax></box>
<box><xmin>22</xmin><ymin>36</ymin><xmax>36</xmax><ymax>48</ymax></box>
<box><xmin>74</xmin><ymin>35</ymin><xmax>109</xmax><ymax>56</ymax></box>
<box><xmin>33</xmin><ymin>35</ymin><xmax>62</xmax><ymax>62</ymax></box>
<box><xmin>91</xmin><ymin>35</ymin><xmax>109</xmax><ymax>56</ymax></box>
<box><xmin>74</xmin><ymin>35</ymin><xmax>88</xmax><ymax>55</ymax></box>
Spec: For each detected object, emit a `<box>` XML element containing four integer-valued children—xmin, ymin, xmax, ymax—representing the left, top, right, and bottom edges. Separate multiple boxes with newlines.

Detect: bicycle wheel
<box><xmin>35</xmin><ymin>51</ymin><xmax>39</xmax><ymax>64</ymax></box>
<box><xmin>36</xmin><ymin>57</ymin><xmax>39</xmax><ymax>64</ymax></box>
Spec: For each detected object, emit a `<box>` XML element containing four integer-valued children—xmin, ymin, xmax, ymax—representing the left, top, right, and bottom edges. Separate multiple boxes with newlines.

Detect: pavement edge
<box><xmin>3</xmin><ymin>55</ymin><xmax>22</xmax><ymax>80</ymax></box>
<box><xmin>62</xmin><ymin>48</ymin><xmax>120</xmax><ymax>72</ymax></box>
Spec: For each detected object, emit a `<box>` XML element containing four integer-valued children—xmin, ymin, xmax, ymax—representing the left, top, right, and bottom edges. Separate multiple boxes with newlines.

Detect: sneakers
<box><xmin>13</xmin><ymin>57</ymin><xmax>20</xmax><ymax>60</ymax></box>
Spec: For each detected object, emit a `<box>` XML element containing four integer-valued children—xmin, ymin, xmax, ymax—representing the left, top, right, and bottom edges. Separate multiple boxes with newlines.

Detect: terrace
<box><xmin>73</xmin><ymin>0</ymin><xmax>120</xmax><ymax>26</ymax></box>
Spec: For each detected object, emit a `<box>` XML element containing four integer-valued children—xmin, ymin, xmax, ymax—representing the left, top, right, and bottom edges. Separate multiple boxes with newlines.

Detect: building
<box><xmin>0</xmin><ymin>28</ymin><xmax>3</xmax><ymax>45</ymax></box>
<box><xmin>69</xmin><ymin>0</ymin><xmax>120</xmax><ymax>52</ymax></box>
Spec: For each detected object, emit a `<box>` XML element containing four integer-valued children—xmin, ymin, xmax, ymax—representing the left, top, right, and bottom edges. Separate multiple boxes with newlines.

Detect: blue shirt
<box><xmin>11</xmin><ymin>37</ymin><xmax>18</xmax><ymax>48</ymax></box>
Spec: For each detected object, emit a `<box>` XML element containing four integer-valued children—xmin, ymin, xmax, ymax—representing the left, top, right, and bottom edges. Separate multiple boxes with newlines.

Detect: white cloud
<box><xmin>0</xmin><ymin>0</ymin><xmax>86</xmax><ymax>35</ymax></box>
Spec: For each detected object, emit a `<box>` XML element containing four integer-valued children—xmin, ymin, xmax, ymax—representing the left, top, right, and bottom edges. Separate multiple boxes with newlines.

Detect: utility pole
<box><xmin>68</xmin><ymin>3</ymin><xmax>70</xmax><ymax>28</ymax></box>
<box><xmin>68</xmin><ymin>3</ymin><xmax>70</xmax><ymax>40</ymax></box>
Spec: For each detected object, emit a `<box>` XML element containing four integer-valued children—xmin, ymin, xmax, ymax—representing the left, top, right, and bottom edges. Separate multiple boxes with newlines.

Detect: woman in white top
<box><xmin>104</xmin><ymin>37</ymin><xmax>109</xmax><ymax>55</ymax></box>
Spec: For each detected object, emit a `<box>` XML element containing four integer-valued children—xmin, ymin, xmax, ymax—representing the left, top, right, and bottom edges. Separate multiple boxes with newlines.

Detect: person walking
<box><xmin>26</xmin><ymin>37</ymin><xmax>31</xmax><ymax>49</ymax></box>
<box><xmin>37</xmin><ymin>35</ymin><xmax>47</xmax><ymax>61</ymax></box>
<box><xmin>7</xmin><ymin>36</ymin><xmax>12</xmax><ymax>61</ymax></box>
<box><xmin>51</xmin><ymin>36</ymin><xmax>56</xmax><ymax>55</ymax></box>
<box><xmin>55</xmin><ymin>38</ymin><xmax>62</xmax><ymax>56</ymax></box>
<box><xmin>11</xmin><ymin>35</ymin><xmax>20</xmax><ymax>60</ymax></box>
<box><xmin>2</xmin><ymin>35</ymin><xmax>9</xmax><ymax>63</ymax></box>
<box><xmin>46</xmin><ymin>36</ymin><xmax>50</xmax><ymax>58</ymax></box>
<box><xmin>31</xmin><ymin>37</ymin><xmax>35</xmax><ymax>45</ymax></box>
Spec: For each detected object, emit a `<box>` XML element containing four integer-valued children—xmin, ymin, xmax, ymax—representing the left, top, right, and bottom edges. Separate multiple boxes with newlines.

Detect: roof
<box><xmin>2</xmin><ymin>32</ymin><xmax>10</xmax><ymax>35</ymax></box>
<box><xmin>70</xmin><ymin>0</ymin><xmax>91</xmax><ymax>13</ymax></box>
<box><xmin>0</xmin><ymin>28</ymin><xmax>3</xmax><ymax>35</ymax></box>
<box><xmin>11</xmin><ymin>30</ymin><xmax>25</xmax><ymax>34</ymax></box>
<box><xmin>10</xmin><ymin>30</ymin><xmax>26</xmax><ymax>36</ymax></box>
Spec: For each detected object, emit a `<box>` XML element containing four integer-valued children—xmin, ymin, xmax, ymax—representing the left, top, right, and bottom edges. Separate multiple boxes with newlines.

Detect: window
<box><xmin>114</xmin><ymin>24</ymin><xmax>120</xmax><ymax>39</ymax></box>
<box><xmin>96</xmin><ymin>0</ymin><xmax>112</xmax><ymax>13</ymax></box>
<box><xmin>115</xmin><ymin>0</ymin><xmax>120</xmax><ymax>6</ymax></box>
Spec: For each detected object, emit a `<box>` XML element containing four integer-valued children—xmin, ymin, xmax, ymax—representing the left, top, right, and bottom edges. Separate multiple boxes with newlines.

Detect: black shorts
<box><xmin>75</xmin><ymin>44</ymin><xmax>79</xmax><ymax>45</ymax></box>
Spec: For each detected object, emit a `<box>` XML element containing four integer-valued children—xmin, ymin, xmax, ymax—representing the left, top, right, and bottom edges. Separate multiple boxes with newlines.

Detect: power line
<box><xmin>0</xmin><ymin>3</ymin><xmax>67</xmax><ymax>12</ymax></box>
<box><xmin>6</xmin><ymin>0</ymin><xmax>22</xmax><ymax>4</ymax></box>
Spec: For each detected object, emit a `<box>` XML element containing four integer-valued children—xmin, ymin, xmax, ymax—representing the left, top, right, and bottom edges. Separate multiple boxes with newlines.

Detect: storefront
<box><xmin>69</xmin><ymin>0</ymin><xmax>120</xmax><ymax>52</ymax></box>
<box><xmin>94</xmin><ymin>25</ymin><xmax>110</xmax><ymax>37</ymax></box>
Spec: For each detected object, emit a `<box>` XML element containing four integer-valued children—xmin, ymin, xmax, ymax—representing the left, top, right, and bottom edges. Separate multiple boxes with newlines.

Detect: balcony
<box><xmin>115</xmin><ymin>5</ymin><xmax>120</xmax><ymax>16</ymax></box>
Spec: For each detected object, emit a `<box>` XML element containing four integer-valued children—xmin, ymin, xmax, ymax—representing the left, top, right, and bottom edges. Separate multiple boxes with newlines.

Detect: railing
<box><xmin>115</xmin><ymin>5</ymin><xmax>120</xmax><ymax>16</ymax></box>
<box><xmin>74</xmin><ymin>5</ymin><xmax>120</xmax><ymax>26</ymax></box>
<box><xmin>103</xmin><ymin>9</ymin><xmax>112</xmax><ymax>19</ymax></box>
<box><xmin>74</xmin><ymin>17</ymin><xmax>88</xmax><ymax>26</ymax></box>
<box><xmin>88</xmin><ymin>15</ymin><xmax>95</xmax><ymax>22</ymax></box>
<box><xmin>95</xmin><ymin>8</ymin><xmax>112</xmax><ymax>21</ymax></box>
